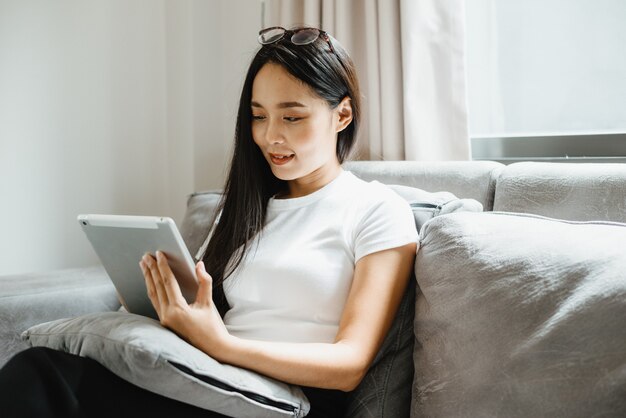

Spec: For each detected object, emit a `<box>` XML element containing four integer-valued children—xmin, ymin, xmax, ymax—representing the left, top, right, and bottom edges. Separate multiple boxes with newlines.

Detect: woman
<box><xmin>0</xmin><ymin>27</ymin><xmax>418</xmax><ymax>418</ymax></box>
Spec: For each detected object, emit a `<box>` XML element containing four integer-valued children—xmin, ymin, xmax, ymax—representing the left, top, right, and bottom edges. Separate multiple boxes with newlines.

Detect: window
<box><xmin>465</xmin><ymin>0</ymin><xmax>626</xmax><ymax>163</ymax></box>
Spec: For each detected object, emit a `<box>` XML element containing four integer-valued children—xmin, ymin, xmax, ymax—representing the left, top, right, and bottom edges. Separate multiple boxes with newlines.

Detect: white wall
<box><xmin>0</xmin><ymin>0</ymin><xmax>261</xmax><ymax>276</ymax></box>
<box><xmin>191</xmin><ymin>0</ymin><xmax>263</xmax><ymax>192</ymax></box>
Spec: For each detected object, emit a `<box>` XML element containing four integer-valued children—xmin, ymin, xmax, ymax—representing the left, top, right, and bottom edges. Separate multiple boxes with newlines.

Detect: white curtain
<box><xmin>401</xmin><ymin>0</ymin><xmax>470</xmax><ymax>160</ymax></box>
<box><xmin>263</xmin><ymin>0</ymin><xmax>470</xmax><ymax>161</ymax></box>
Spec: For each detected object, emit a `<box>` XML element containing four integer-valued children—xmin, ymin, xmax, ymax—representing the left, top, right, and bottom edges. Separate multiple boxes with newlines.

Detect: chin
<box><xmin>271</xmin><ymin>169</ymin><xmax>299</xmax><ymax>181</ymax></box>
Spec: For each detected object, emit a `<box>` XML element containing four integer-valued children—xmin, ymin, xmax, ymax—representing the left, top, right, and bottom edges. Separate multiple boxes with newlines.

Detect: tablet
<box><xmin>78</xmin><ymin>214</ymin><xmax>198</xmax><ymax>319</ymax></box>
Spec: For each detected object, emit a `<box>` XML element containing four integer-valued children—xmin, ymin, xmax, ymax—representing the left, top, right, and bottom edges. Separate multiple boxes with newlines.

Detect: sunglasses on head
<box><xmin>258</xmin><ymin>26</ymin><xmax>335</xmax><ymax>53</ymax></box>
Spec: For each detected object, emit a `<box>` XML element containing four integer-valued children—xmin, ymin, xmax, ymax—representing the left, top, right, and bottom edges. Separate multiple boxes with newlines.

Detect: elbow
<box><xmin>335</xmin><ymin>364</ymin><xmax>369</xmax><ymax>392</ymax></box>
<box><xmin>330</xmin><ymin>343</ymin><xmax>373</xmax><ymax>392</ymax></box>
<box><xmin>339</xmin><ymin>376</ymin><xmax>364</xmax><ymax>393</ymax></box>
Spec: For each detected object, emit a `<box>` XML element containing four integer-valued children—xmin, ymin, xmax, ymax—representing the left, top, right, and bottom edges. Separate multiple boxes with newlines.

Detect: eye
<box><xmin>252</xmin><ymin>115</ymin><xmax>266</xmax><ymax>121</ymax></box>
<box><xmin>284</xmin><ymin>116</ymin><xmax>302</xmax><ymax>122</ymax></box>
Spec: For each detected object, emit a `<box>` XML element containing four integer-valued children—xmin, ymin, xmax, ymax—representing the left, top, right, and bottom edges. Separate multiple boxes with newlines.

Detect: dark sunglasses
<box><xmin>258</xmin><ymin>26</ymin><xmax>334</xmax><ymax>53</ymax></box>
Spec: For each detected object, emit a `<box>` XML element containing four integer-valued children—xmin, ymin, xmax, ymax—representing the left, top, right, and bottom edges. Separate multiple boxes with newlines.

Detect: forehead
<box><xmin>251</xmin><ymin>63</ymin><xmax>321</xmax><ymax>106</ymax></box>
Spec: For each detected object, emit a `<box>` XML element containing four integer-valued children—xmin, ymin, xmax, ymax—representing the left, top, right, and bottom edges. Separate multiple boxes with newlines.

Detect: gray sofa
<box><xmin>2</xmin><ymin>160</ymin><xmax>626</xmax><ymax>417</ymax></box>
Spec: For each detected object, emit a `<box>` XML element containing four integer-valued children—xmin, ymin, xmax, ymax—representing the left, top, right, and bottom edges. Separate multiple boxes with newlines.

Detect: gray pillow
<box><xmin>22</xmin><ymin>312</ymin><xmax>310</xmax><ymax>418</ymax></box>
<box><xmin>180</xmin><ymin>190</ymin><xmax>222</xmax><ymax>257</ymax></box>
<box><xmin>413</xmin><ymin>211</ymin><xmax>626</xmax><ymax>418</ymax></box>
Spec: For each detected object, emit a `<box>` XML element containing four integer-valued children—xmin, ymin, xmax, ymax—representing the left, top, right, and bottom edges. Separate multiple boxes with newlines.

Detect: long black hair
<box><xmin>201</xmin><ymin>30</ymin><xmax>361</xmax><ymax>317</ymax></box>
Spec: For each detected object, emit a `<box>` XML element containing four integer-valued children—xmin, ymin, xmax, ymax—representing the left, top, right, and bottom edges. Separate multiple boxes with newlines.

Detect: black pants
<box><xmin>0</xmin><ymin>347</ymin><xmax>346</xmax><ymax>418</ymax></box>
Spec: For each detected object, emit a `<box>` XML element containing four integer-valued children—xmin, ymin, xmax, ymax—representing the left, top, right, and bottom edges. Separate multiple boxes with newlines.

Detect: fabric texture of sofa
<box><xmin>1</xmin><ymin>160</ymin><xmax>625</xmax><ymax>417</ymax></box>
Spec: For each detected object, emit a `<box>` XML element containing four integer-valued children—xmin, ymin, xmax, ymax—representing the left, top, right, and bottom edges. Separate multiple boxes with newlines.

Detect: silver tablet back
<box><xmin>78</xmin><ymin>214</ymin><xmax>198</xmax><ymax>319</ymax></box>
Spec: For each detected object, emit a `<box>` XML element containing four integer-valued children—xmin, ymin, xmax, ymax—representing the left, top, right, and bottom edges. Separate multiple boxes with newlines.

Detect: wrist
<box><xmin>213</xmin><ymin>333</ymin><xmax>242</xmax><ymax>364</ymax></box>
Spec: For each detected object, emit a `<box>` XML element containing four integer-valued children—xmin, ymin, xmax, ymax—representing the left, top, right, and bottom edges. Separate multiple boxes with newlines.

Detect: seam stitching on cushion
<box><xmin>488</xmin><ymin>211</ymin><xmax>626</xmax><ymax>227</ymax></box>
<box><xmin>0</xmin><ymin>283</ymin><xmax>115</xmax><ymax>299</ymax></box>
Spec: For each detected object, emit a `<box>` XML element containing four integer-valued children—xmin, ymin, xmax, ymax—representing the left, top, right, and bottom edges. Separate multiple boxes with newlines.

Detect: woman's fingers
<box><xmin>140</xmin><ymin>258</ymin><xmax>161</xmax><ymax>314</ymax></box>
<box><xmin>143</xmin><ymin>253</ymin><xmax>169</xmax><ymax>308</ymax></box>
<box><xmin>155</xmin><ymin>251</ymin><xmax>187</xmax><ymax>306</ymax></box>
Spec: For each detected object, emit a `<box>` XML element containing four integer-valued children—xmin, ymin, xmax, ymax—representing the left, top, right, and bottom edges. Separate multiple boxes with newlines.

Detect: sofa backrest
<box><xmin>181</xmin><ymin>161</ymin><xmax>626</xmax><ymax>254</ymax></box>
<box><xmin>181</xmin><ymin>161</ymin><xmax>504</xmax><ymax>255</ymax></box>
<box><xmin>343</xmin><ymin>160</ymin><xmax>504</xmax><ymax>211</ymax></box>
<box><xmin>493</xmin><ymin>162</ymin><xmax>626</xmax><ymax>223</ymax></box>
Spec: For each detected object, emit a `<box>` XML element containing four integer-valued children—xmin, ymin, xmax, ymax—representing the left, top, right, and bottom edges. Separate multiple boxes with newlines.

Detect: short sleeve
<box><xmin>354</xmin><ymin>190</ymin><xmax>419</xmax><ymax>263</ymax></box>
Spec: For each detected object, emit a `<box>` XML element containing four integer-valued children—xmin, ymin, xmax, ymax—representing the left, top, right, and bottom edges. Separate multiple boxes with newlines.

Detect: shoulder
<box><xmin>338</xmin><ymin>171</ymin><xmax>415</xmax><ymax>236</ymax></box>
<box><xmin>340</xmin><ymin>172</ymin><xmax>418</xmax><ymax>262</ymax></box>
<box><xmin>341</xmin><ymin>171</ymin><xmax>409</xmax><ymax>212</ymax></box>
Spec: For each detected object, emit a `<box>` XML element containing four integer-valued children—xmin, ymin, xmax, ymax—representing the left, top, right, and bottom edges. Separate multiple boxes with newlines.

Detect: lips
<box><xmin>269</xmin><ymin>153</ymin><xmax>295</xmax><ymax>165</ymax></box>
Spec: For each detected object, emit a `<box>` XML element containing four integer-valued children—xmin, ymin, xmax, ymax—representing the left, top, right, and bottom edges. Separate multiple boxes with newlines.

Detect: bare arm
<box><xmin>188</xmin><ymin>242</ymin><xmax>418</xmax><ymax>391</ymax></box>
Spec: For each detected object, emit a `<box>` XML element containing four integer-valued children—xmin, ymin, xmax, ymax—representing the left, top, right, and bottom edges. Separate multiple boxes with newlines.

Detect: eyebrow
<box><xmin>251</xmin><ymin>101</ymin><xmax>308</xmax><ymax>109</ymax></box>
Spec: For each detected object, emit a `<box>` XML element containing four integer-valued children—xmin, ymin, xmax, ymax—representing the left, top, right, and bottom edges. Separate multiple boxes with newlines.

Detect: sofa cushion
<box><xmin>413</xmin><ymin>211</ymin><xmax>626</xmax><ymax>417</ymax></box>
<box><xmin>344</xmin><ymin>160</ymin><xmax>503</xmax><ymax>211</ymax></box>
<box><xmin>0</xmin><ymin>266</ymin><xmax>119</xmax><ymax>368</ymax></box>
<box><xmin>179</xmin><ymin>190</ymin><xmax>222</xmax><ymax>258</ymax></box>
<box><xmin>493</xmin><ymin>161</ymin><xmax>626</xmax><ymax>222</ymax></box>
<box><xmin>22</xmin><ymin>312</ymin><xmax>310</xmax><ymax>417</ymax></box>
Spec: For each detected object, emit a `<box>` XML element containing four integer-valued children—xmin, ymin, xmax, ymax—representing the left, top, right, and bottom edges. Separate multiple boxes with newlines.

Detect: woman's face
<box><xmin>251</xmin><ymin>63</ymin><xmax>351</xmax><ymax>185</ymax></box>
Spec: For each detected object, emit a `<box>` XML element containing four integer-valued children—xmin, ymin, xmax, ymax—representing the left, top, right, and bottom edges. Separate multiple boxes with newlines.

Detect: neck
<box><xmin>279</xmin><ymin>165</ymin><xmax>343</xmax><ymax>199</ymax></box>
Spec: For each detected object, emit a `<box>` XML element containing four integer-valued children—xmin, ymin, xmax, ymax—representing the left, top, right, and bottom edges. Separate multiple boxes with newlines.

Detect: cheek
<box><xmin>295</xmin><ymin>118</ymin><xmax>333</xmax><ymax>148</ymax></box>
<box><xmin>294</xmin><ymin>124</ymin><xmax>317</xmax><ymax>142</ymax></box>
<box><xmin>251</xmin><ymin>123</ymin><xmax>264</xmax><ymax>146</ymax></box>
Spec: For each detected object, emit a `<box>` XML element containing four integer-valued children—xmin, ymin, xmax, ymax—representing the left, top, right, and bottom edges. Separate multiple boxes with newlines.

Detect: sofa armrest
<box><xmin>0</xmin><ymin>266</ymin><xmax>120</xmax><ymax>367</ymax></box>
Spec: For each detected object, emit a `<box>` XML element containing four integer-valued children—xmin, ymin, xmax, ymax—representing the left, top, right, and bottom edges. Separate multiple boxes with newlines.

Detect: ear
<box><xmin>335</xmin><ymin>96</ymin><xmax>353</xmax><ymax>133</ymax></box>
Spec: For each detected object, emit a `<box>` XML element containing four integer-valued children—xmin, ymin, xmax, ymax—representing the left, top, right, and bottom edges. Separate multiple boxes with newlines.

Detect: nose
<box><xmin>265</xmin><ymin>118</ymin><xmax>285</xmax><ymax>145</ymax></box>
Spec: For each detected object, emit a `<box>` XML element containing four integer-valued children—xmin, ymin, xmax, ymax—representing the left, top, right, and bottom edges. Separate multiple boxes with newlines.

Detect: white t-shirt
<box><xmin>212</xmin><ymin>169</ymin><xmax>419</xmax><ymax>344</ymax></box>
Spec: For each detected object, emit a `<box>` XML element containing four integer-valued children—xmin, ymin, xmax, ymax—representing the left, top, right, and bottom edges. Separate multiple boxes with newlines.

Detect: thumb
<box><xmin>195</xmin><ymin>261</ymin><xmax>213</xmax><ymax>307</ymax></box>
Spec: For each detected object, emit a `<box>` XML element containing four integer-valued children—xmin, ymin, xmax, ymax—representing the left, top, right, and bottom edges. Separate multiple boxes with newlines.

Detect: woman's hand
<box><xmin>139</xmin><ymin>251</ymin><xmax>230</xmax><ymax>356</ymax></box>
